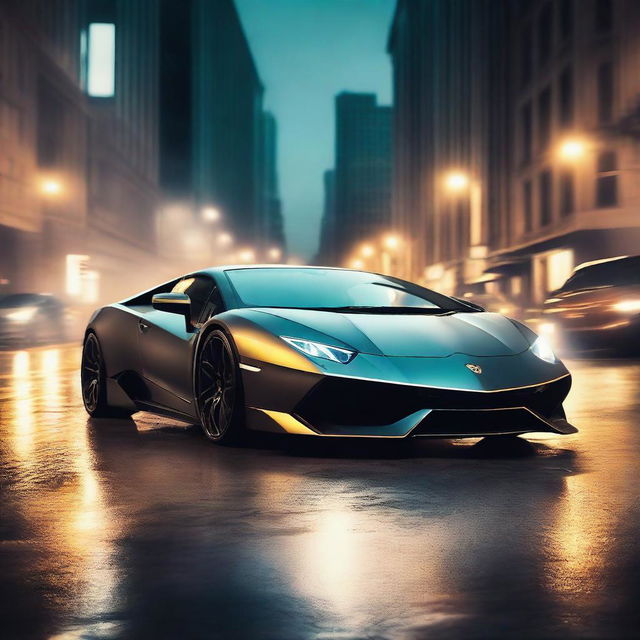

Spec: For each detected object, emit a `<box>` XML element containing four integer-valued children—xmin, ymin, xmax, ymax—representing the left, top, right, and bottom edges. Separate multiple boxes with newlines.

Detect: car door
<box><xmin>138</xmin><ymin>274</ymin><xmax>220</xmax><ymax>415</ymax></box>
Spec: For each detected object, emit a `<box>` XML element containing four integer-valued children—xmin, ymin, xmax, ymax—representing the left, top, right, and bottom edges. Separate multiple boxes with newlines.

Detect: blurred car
<box><xmin>0</xmin><ymin>293</ymin><xmax>67</xmax><ymax>347</ymax></box>
<box><xmin>459</xmin><ymin>291</ymin><xmax>522</xmax><ymax>321</ymax></box>
<box><xmin>542</xmin><ymin>255</ymin><xmax>640</xmax><ymax>353</ymax></box>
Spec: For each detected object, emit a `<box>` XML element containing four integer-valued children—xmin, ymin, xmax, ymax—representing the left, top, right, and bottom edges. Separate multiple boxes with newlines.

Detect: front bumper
<box><xmin>241</xmin><ymin>351</ymin><xmax>576</xmax><ymax>439</ymax></box>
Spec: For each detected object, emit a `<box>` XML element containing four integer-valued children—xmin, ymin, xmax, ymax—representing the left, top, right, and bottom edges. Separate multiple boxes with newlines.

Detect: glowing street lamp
<box><xmin>238</xmin><ymin>248</ymin><xmax>255</xmax><ymax>263</ymax></box>
<box><xmin>351</xmin><ymin>259</ymin><xmax>365</xmax><ymax>269</ymax></box>
<box><xmin>217</xmin><ymin>232</ymin><xmax>233</xmax><ymax>247</ymax></box>
<box><xmin>201</xmin><ymin>206</ymin><xmax>221</xmax><ymax>223</ymax></box>
<box><xmin>267</xmin><ymin>247</ymin><xmax>282</xmax><ymax>261</ymax></box>
<box><xmin>361</xmin><ymin>244</ymin><xmax>375</xmax><ymax>258</ymax></box>
<box><xmin>383</xmin><ymin>234</ymin><xmax>401</xmax><ymax>251</ymax></box>
<box><xmin>444</xmin><ymin>171</ymin><xmax>470</xmax><ymax>193</ymax></box>
<box><xmin>41</xmin><ymin>179</ymin><xmax>62</xmax><ymax>196</ymax></box>
<box><xmin>558</xmin><ymin>138</ymin><xmax>588</xmax><ymax>161</ymax></box>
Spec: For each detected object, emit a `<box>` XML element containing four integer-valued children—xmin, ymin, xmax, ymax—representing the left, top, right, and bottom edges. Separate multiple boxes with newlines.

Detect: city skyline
<box><xmin>236</xmin><ymin>0</ymin><xmax>395</xmax><ymax>258</ymax></box>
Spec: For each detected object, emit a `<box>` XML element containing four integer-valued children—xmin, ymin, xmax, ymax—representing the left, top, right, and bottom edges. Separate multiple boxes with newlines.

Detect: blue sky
<box><xmin>235</xmin><ymin>0</ymin><xmax>396</xmax><ymax>259</ymax></box>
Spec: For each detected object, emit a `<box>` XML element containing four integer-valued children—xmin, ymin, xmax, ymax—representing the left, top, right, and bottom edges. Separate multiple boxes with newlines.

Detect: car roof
<box><xmin>573</xmin><ymin>255</ymin><xmax>638</xmax><ymax>272</ymax></box>
<box><xmin>198</xmin><ymin>264</ymin><xmax>369</xmax><ymax>276</ymax></box>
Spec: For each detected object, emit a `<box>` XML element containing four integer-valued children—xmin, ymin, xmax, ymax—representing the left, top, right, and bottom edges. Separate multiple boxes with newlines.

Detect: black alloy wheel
<box><xmin>196</xmin><ymin>330</ymin><xmax>244</xmax><ymax>443</ymax></box>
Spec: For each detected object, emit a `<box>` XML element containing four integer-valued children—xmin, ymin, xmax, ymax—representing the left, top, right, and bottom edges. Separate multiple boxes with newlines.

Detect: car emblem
<box><xmin>466</xmin><ymin>363</ymin><xmax>482</xmax><ymax>374</ymax></box>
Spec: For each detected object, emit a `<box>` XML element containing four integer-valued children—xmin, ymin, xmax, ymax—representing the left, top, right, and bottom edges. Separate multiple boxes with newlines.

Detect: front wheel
<box><xmin>195</xmin><ymin>329</ymin><xmax>246</xmax><ymax>444</ymax></box>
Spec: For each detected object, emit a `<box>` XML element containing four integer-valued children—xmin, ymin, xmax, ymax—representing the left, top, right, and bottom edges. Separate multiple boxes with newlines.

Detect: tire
<box><xmin>195</xmin><ymin>329</ymin><xmax>246</xmax><ymax>444</ymax></box>
<box><xmin>81</xmin><ymin>332</ymin><xmax>132</xmax><ymax>418</ymax></box>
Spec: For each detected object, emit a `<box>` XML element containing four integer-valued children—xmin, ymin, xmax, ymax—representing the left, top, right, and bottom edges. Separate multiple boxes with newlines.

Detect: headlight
<box><xmin>530</xmin><ymin>335</ymin><xmax>557</xmax><ymax>364</ymax></box>
<box><xmin>281</xmin><ymin>337</ymin><xmax>356</xmax><ymax>364</ymax></box>
<box><xmin>613</xmin><ymin>300</ymin><xmax>640</xmax><ymax>313</ymax></box>
<box><xmin>6</xmin><ymin>307</ymin><xmax>38</xmax><ymax>323</ymax></box>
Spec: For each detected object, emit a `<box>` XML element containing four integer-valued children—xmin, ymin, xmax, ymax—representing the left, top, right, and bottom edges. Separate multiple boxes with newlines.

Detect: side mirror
<box><xmin>152</xmin><ymin>292</ymin><xmax>191</xmax><ymax>316</ymax></box>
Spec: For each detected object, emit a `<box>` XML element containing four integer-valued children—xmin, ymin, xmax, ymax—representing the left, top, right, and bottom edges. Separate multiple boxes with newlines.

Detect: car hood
<box><xmin>246</xmin><ymin>308</ymin><xmax>532</xmax><ymax>357</ymax></box>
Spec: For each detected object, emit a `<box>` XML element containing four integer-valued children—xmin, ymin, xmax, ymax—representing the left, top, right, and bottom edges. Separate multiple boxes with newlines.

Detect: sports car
<box><xmin>81</xmin><ymin>266</ymin><xmax>577</xmax><ymax>443</ymax></box>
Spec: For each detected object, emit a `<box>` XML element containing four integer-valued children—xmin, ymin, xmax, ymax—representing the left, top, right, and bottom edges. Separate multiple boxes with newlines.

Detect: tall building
<box><xmin>158</xmin><ymin>0</ymin><xmax>274</xmax><ymax>256</ymax></box>
<box><xmin>259</xmin><ymin>111</ymin><xmax>285</xmax><ymax>256</ymax></box>
<box><xmin>388</xmin><ymin>0</ymin><xmax>640</xmax><ymax>305</ymax></box>
<box><xmin>387</xmin><ymin>0</ymin><xmax>511</xmax><ymax>294</ymax></box>
<box><xmin>317</xmin><ymin>170</ymin><xmax>336</xmax><ymax>264</ymax></box>
<box><xmin>0</xmin><ymin>0</ymin><xmax>161</xmax><ymax>302</ymax></box>
<box><xmin>490</xmin><ymin>0</ymin><xmax>640</xmax><ymax>304</ymax></box>
<box><xmin>324</xmin><ymin>92</ymin><xmax>392</xmax><ymax>265</ymax></box>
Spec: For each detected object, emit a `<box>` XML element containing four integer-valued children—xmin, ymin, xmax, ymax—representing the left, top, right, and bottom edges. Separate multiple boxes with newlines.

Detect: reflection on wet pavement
<box><xmin>1</xmin><ymin>346</ymin><xmax>639</xmax><ymax>639</ymax></box>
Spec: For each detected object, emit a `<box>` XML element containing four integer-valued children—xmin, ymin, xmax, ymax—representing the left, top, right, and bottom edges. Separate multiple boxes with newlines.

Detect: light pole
<box><xmin>443</xmin><ymin>170</ymin><xmax>487</xmax><ymax>287</ymax></box>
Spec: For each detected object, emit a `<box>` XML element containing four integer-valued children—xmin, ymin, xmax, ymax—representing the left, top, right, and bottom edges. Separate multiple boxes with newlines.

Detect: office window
<box><xmin>559</xmin><ymin>170</ymin><xmax>574</xmax><ymax>216</ymax></box>
<box><xmin>559</xmin><ymin>67</ymin><xmax>573</xmax><ymax>126</ymax></box>
<box><xmin>596</xmin><ymin>151</ymin><xmax>618</xmax><ymax>208</ymax></box>
<box><xmin>597</xmin><ymin>61</ymin><xmax>614</xmax><ymax>123</ymax></box>
<box><xmin>539</xmin><ymin>170</ymin><xmax>553</xmax><ymax>226</ymax></box>
<box><xmin>523</xmin><ymin>180</ymin><xmax>533</xmax><ymax>232</ymax></box>
<box><xmin>595</xmin><ymin>0</ymin><xmax>613</xmax><ymax>33</ymax></box>
<box><xmin>86</xmin><ymin>23</ymin><xmax>115</xmax><ymax>97</ymax></box>
<box><xmin>537</xmin><ymin>2</ymin><xmax>553</xmax><ymax>67</ymax></box>
<box><xmin>560</xmin><ymin>0</ymin><xmax>573</xmax><ymax>41</ymax></box>
<box><xmin>538</xmin><ymin>87</ymin><xmax>552</xmax><ymax>149</ymax></box>
<box><xmin>521</xmin><ymin>102</ymin><xmax>533</xmax><ymax>163</ymax></box>
<box><xmin>521</xmin><ymin>22</ymin><xmax>533</xmax><ymax>87</ymax></box>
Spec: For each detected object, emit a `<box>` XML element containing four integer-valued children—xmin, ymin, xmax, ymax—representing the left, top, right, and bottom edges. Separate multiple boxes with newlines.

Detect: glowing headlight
<box><xmin>281</xmin><ymin>337</ymin><xmax>356</xmax><ymax>364</ymax></box>
<box><xmin>6</xmin><ymin>307</ymin><xmax>38</xmax><ymax>323</ymax></box>
<box><xmin>613</xmin><ymin>300</ymin><xmax>640</xmax><ymax>313</ymax></box>
<box><xmin>530</xmin><ymin>335</ymin><xmax>557</xmax><ymax>364</ymax></box>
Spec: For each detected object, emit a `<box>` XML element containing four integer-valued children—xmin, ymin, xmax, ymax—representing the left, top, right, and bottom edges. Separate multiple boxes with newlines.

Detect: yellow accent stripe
<box><xmin>258</xmin><ymin>409</ymin><xmax>317</xmax><ymax>435</ymax></box>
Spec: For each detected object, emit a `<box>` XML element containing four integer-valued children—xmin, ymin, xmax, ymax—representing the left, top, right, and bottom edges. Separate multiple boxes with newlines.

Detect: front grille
<box><xmin>295</xmin><ymin>374</ymin><xmax>570</xmax><ymax>431</ymax></box>
<box><xmin>410</xmin><ymin>408</ymin><xmax>550</xmax><ymax>436</ymax></box>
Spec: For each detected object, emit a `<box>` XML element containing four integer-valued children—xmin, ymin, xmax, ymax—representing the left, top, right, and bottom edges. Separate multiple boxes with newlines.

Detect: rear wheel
<box><xmin>195</xmin><ymin>330</ymin><xmax>245</xmax><ymax>444</ymax></box>
<box><xmin>81</xmin><ymin>332</ymin><xmax>132</xmax><ymax>418</ymax></box>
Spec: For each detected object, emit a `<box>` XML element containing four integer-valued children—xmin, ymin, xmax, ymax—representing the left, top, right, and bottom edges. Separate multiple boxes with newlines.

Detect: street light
<box><xmin>238</xmin><ymin>248</ymin><xmax>255</xmax><ymax>263</ymax></box>
<box><xmin>201</xmin><ymin>206</ymin><xmax>221</xmax><ymax>223</ymax></box>
<box><xmin>558</xmin><ymin>137</ymin><xmax>588</xmax><ymax>161</ymax></box>
<box><xmin>217</xmin><ymin>232</ymin><xmax>233</xmax><ymax>247</ymax></box>
<box><xmin>444</xmin><ymin>171</ymin><xmax>470</xmax><ymax>193</ymax></box>
<box><xmin>267</xmin><ymin>247</ymin><xmax>282</xmax><ymax>261</ymax></box>
<box><xmin>442</xmin><ymin>168</ymin><xmax>485</xmax><ymax>264</ymax></box>
<box><xmin>361</xmin><ymin>244</ymin><xmax>375</xmax><ymax>258</ymax></box>
<box><xmin>351</xmin><ymin>259</ymin><xmax>364</xmax><ymax>269</ymax></box>
<box><xmin>383</xmin><ymin>234</ymin><xmax>401</xmax><ymax>251</ymax></box>
<box><xmin>41</xmin><ymin>179</ymin><xmax>62</xmax><ymax>196</ymax></box>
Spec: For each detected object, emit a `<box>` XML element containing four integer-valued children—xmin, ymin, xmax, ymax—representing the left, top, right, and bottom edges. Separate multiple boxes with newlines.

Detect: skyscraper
<box><xmin>326</xmin><ymin>92</ymin><xmax>392</xmax><ymax>265</ymax></box>
<box><xmin>159</xmin><ymin>0</ymin><xmax>272</xmax><ymax>251</ymax></box>
<box><xmin>259</xmin><ymin>112</ymin><xmax>285</xmax><ymax>255</ymax></box>
<box><xmin>387</xmin><ymin>0</ymin><xmax>511</xmax><ymax>293</ymax></box>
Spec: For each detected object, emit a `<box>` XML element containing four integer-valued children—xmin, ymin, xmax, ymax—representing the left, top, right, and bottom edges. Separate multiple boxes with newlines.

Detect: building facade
<box><xmin>387</xmin><ymin>0</ymin><xmax>512</xmax><ymax>294</ymax></box>
<box><xmin>493</xmin><ymin>0</ymin><xmax>640</xmax><ymax>304</ymax></box>
<box><xmin>0</xmin><ymin>0</ymin><xmax>161</xmax><ymax>304</ymax></box>
<box><xmin>321</xmin><ymin>92</ymin><xmax>392</xmax><ymax>265</ymax></box>
<box><xmin>388</xmin><ymin>0</ymin><xmax>640</xmax><ymax>305</ymax></box>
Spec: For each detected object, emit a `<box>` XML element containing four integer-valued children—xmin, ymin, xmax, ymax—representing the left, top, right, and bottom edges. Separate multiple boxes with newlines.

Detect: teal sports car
<box><xmin>81</xmin><ymin>266</ymin><xmax>577</xmax><ymax>444</ymax></box>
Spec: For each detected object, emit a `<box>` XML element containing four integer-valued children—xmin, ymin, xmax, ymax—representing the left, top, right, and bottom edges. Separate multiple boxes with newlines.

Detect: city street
<box><xmin>0</xmin><ymin>344</ymin><xmax>639</xmax><ymax>639</ymax></box>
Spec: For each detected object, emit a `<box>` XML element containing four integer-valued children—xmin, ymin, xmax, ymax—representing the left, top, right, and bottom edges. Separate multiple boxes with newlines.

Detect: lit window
<box><xmin>87</xmin><ymin>23</ymin><xmax>115</xmax><ymax>97</ymax></box>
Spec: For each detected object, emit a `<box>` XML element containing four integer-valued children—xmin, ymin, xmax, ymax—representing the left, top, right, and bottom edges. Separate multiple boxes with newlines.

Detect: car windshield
<box><xmin>225</xmin><ymin>268</ymin><xmax>471</xmax><ymax>312</ymax></box>
<box><xmin>561</xmin><ymin>257</ymin><xmax>640</xmax><ymax>291</ymax></box>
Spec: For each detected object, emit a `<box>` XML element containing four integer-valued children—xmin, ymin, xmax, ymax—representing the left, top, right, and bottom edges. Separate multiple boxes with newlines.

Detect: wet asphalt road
<box><xmin>0</xmin><ymin>345</ymin><xmax>639</xmax><ymax>640</ymax></box>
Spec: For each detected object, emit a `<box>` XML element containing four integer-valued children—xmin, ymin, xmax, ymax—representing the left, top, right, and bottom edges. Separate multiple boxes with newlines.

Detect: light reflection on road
<box><xmin>0</xmin><ymin>346</ymin><xmax>639</xmax><ymax>639</ymax></box>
